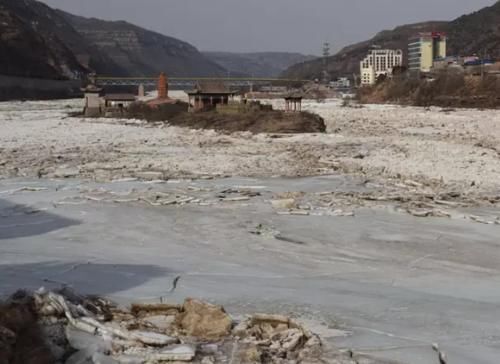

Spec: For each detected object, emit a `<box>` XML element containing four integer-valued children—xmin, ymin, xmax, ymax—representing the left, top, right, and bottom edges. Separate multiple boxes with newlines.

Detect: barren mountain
<box><xmin>446</xmin><ymin>0</ymin><xmax>500</xmax><ymax>56</ymax></box>
<box><xmin>282</xmin><ymin>21</ymin><xmax>447</xmax><ymax>80</ymax></box>
<box><xmin>282</xmin><ymin>1</ymin><xmax>500</xmax><ymax>80</ymax></box>
<box><xmin>204</xmin><ymin>52</ymin><xmax>316</xmax><ymax>78</ymax></box>
<box><xmin>0</xmin><ymin>0</ymin><xmax>226</xmax><ymax>80</ymax></box>
<box><xmin>0</xmin><ymin>0</ymin><xmax>86</xmax><ymax>79</ymax></box>
<box><xmin>60</xmin><ymin>11</ymin><xmax>226</xmax><ymax>77</ymax></box>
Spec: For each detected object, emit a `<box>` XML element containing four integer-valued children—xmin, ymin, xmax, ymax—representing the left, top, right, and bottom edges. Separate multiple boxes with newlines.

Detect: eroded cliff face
<box><xmin>0</xmin><ymin>1</ymin><xmax>85</xmax><ymax>79</ymax></box>
<box><xmin>60</xmin><ymin>12</ymin><xmax>226</xmax><ymax>77</ymax></box>
<box><xmin>0</xmin><ymin>0</ymin><xmax>226</xmax><ymax>81</ymax></box>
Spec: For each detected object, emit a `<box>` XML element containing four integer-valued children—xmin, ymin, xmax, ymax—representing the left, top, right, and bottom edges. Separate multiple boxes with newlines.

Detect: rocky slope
<box><xmin>0</xmin><ymin>0</ymin><xmax>226</xmax><ymax>80</ymax></box>
<box><xmin>20</xmin><ymin>1</ymin><xmax>128</xmax><ymax>77</ymax></box>
<box><xmin>204</xmin><ymin>52</ymin><xmax>316</xmax><ymax>77</ymax></box>
<box><xmin>446</xmin><ymin>0</ymin><xmax>500</xmax><ymax>56</ymax></box>
<box><xmin>0</xmin><ymin>0</ymin><xmax>86</xmax><ymax>79</ymax></box>
<box><xmin>60</xmin><ymin>11</ymin><xmax>226</xmax><ymax>77</ymax></box>
<box><xmin>283</xmin><ymin>1</ymin><xmax>500</xmax><ymax>80</ymax></box>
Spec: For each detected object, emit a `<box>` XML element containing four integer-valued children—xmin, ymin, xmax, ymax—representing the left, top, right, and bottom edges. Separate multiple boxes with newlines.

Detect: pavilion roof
<box><xmin>284</xmin><ymin>91</ymin><xmax>304</xmax><ymax>100</ymax></box>
<box><xmin>187</xmin><ymin>80</ymin><xmax>235</xmax><ymax>95</ymax></box>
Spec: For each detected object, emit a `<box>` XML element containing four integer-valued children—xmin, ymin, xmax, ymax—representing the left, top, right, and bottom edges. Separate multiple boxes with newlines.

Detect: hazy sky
<box><xmin>41</xmin><ymin>0</ymin><xmax>494</xmax><ymax>55</ymax></box>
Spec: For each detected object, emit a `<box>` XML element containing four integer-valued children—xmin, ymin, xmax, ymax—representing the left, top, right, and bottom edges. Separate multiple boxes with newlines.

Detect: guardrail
<box><xmin>94</xmin><ymin>76</ymin><xmax>307</xmax><ymax>87</ymax></box>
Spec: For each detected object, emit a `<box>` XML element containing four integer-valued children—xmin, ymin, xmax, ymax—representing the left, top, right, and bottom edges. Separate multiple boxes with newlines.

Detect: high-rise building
<box><xmin>408</xmin><ymin>32</ymin><xmax>447</xmax><ymax>75</ymax></box>
<box><xmin>360</xmin><ymin>49</ymin><xmax>403</xmax><ymax>86</ymax></box>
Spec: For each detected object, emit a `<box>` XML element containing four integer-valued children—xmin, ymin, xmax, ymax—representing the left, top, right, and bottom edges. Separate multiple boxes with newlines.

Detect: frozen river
<box><xmin>1</xmin><ymin>176</ymin><xmax>500</xmax><ymax>364</ymax></box>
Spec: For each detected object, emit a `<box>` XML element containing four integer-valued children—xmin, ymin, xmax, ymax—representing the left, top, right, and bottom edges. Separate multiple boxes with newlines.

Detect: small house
<box><xmin>82</xmin><ymin>80</ymin><xmax>136</xmax><ymax>117</ymax></box>
<box><xmin>103</xmin><ymin>94</ymin><xmax>137</xmax><ymax>116</ymax></box>
<box><xmin>104</xmin><ymin>94</ymin><xmax>137</xmax><ymax>108</ymax></box>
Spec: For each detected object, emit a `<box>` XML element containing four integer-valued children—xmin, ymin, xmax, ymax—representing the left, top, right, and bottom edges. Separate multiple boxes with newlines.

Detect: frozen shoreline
<box><xmin>2</xmin><ymin>97</ymin><xmax>500</xmax><ymax>188</ymax></box>
<box><xmin>1</xmin><ymin>98</ymin><xmax>500</xmax><ymax>363</ymax></box>
<box><xmin>1</xmin><ymin>97</ymin><xmax>499</xmax><ymax>216</ymax></box>
<box><xmin>1</xmin><ymin>176</ymin><xmax>499</xmax><ymax>364</ymax></box>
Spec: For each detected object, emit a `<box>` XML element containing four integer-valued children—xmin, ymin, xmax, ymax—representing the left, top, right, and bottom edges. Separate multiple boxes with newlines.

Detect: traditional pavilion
<box><xmin>186</xmin><ymin>81</ymin><xmax>236</xmax><ymax>112</ymax></box>
<box><xmin>284</xmin><ymin>93</ymin><xmax>303</xmax><ymax>112</ymax></box>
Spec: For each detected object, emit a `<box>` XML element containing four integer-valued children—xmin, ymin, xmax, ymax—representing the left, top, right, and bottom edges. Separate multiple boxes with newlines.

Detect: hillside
<box><xmin>282</xmin><ymin>21</ymin><xmax>447</xmax><ymax>80</ymax></box>
<box><xmin>283</xmin><ymin>1</ymin><xmax>500</xmax><ymax>80</ymax></box>
<box><xmin>446</xmin><ymin>1</ymin><xmax>500</xmax><ymax>56</ymax></box>
<box><xmin>0</xmin><ymin>0</ymin><xmax>87</xmax><ymax>79</ymax></box>
<box><xmin>60</xmin><ymin>12</ymin><xmax>226</xmax><ymax>77</ymax></box>
<box><xmin>204</xmin><ymin>52</ymin><xmax>316</xmax><ymax>77</ymax></box>
<box><xmin>0</xmin><ymin>0</ymin><xmax>226</xmax><ymax>80</ymax></box>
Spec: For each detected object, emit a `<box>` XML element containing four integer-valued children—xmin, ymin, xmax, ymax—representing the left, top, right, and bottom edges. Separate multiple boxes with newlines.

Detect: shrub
<box><xmin>127</xmin><ymin>101</ymin><xmax>188</xmax><ymax>121</ymax></box>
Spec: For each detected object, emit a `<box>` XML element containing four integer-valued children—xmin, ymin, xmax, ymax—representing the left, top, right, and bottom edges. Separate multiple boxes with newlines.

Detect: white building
<box><xmin>360</xmin><ymin>49</ymin><xmax>403</xmax><ymax>86</ymax></box>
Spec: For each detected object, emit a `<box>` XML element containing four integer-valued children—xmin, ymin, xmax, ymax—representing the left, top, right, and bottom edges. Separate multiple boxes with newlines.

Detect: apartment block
<box><xmin>408</xmin><ymin>32</ymin><xmax>447</xmax><ymax>75</ymax></box>
<box><xmin>360</xmin><ymin>49</ymin><xmax>403</xmax><ymax>86</ymax></box>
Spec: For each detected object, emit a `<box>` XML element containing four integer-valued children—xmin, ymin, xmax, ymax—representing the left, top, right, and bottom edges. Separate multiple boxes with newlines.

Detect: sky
<box><xmin>41</xmin><ymin>0</ymin><xmax>495</xmax><ymax>55</ymax></box>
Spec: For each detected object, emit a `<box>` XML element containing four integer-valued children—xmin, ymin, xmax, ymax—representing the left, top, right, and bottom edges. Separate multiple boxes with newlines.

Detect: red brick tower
<box><xmin>158</xmin><ymin>72</ymin><xmax>168</xmax><ymax>99</ymax></box>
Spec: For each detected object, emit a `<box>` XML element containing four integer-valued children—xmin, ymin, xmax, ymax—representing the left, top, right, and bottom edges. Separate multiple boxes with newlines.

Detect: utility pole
<box><xmin>481</xmin><ymin>49</ymin><xmax>487</xmax><ymax>81</ymax></box>
<box><xmin>322</xmin><ymin>41</ymin><xmax>330</xmax><ymax>83</ymax></box>
<box><xmin>323</xmin><ymin>42</ymin><xmax>330</xmax><ymax>59</ymax></box>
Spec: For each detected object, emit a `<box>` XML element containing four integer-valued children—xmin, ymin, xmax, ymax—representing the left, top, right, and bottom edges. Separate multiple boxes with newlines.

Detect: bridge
<box><xmin>94</xmin><ymin>76</ymin><xmax>307</xmax><ymax>88</ymax></box>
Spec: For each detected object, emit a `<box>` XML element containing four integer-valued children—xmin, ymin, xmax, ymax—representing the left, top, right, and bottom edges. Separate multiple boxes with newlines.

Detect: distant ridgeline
<box><xmin>282</xmin><ymin>1</ymin><xmax>500</xmax><ymax>80</ymax></box>
<box><xmin>203</xmin><ymin>52</ymin><xmax>317</xmax><ymax>78</ymax></box>
<box><xmin>0</xmin><ymin>0</ymin><xmax>317</xmax><ymax>100</ymax></box>
<box><xmin>0</xmin><ymin>0</ymin><xmax>225</xmax><ymax>83</ymax></box>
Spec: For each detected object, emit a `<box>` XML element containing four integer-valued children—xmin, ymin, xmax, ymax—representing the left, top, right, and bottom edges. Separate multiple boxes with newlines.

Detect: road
<box><xmin>1</xmin><ymin>176</ymin><xmax>499</xmax><ymax>364</ymax></box>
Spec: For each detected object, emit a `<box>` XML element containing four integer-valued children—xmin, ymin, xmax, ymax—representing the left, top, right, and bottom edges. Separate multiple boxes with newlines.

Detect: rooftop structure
<box><xmin>360</xmin><ymin>49</ymin><xmax>403</xmax><ymax>86</ymax></box>
<box><xmin>408</xmin><ymin>32</ymin><xmax>447</xmax><ymax>75</ymax></box>
<box><xmin>186</xmin><ymin>81</ymin><xmax>236</xmax><ymax>112</ymax></box>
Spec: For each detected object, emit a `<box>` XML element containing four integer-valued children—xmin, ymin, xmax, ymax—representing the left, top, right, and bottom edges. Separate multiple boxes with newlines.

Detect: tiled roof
<box><xmin>188</xmin><ymin>81</ymin><xmax>234</xmax><ymax>94</ymax></box>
